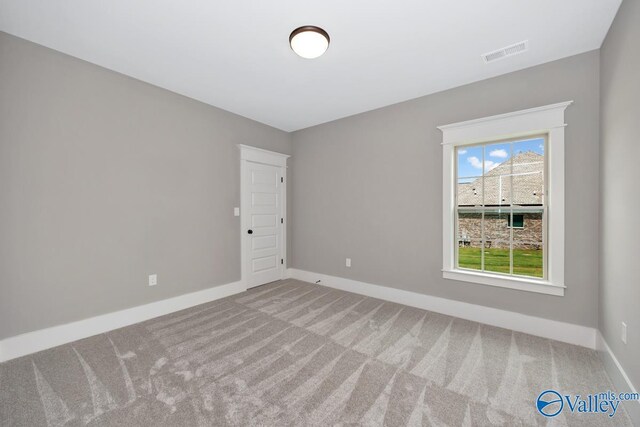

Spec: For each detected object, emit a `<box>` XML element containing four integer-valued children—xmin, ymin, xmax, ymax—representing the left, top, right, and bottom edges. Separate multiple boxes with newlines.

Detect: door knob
<box><xmin>247</xmin><ymin>229</ymin><xmax>253</xmax><ymax>234</ymax></box>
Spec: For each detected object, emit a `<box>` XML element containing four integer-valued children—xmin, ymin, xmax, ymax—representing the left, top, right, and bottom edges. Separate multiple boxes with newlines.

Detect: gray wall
<box><xmin>291</xmin><ymin>50</ymin><xmax>601</xmax><ymax>327</ymax></box>
<box><xmin>600</xmin><ymin>0</ymin><xmax>640</xmax><ymax>396</ymax></box>
<box><xmin>0</xmin><ymin>32</ymin><xmax>292</xmax><ymax>339</ymax></box>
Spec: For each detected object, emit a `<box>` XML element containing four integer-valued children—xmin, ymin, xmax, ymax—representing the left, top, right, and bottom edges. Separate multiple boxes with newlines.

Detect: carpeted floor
<box><xmin>0</xmin><ymin>279</ymin><xmax>631</xmax><ymax>426</ymax></box>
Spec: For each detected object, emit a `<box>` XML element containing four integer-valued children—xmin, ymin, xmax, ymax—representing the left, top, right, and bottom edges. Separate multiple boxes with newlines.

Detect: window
<box><xmin>506</xmin><ymin>214</ymin><xmax>524</xmax><ymax>229</ymax></box>
<box><xmin>456</xmin><ymin>136</ymin><xmax>545</xmax><ymax>279</ymax></box>
<box><xmin>440</xmin><ymin>102</ymin><xmax>570</xmax><ymax>296</ymax></box>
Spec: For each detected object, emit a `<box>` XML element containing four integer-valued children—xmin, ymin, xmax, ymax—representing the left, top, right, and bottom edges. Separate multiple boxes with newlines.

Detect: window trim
<box><xmin>439</xmin><ymin>101</ymin><xmax>571</xmax><ymax>297</ymax></box>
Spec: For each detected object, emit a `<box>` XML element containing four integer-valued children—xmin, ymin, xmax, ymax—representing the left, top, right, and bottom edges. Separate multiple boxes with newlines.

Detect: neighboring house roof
<box><xmin>458</xmin><ymin>151</ymin><xmax>544</xmax><ymax>206</ymax></box>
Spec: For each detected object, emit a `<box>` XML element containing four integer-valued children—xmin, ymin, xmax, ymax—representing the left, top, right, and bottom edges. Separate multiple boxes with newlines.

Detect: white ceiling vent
<box><xmin>482</xmin><ymin>40</ymin><xmax>529</xmax><ymax>63</ymax></box>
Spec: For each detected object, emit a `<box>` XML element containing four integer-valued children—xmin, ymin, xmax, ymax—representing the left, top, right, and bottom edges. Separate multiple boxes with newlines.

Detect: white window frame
<box><xmin>439</xmin><ymin>101</ymin><xmax>571</xmax><ymax>296</ymax></box>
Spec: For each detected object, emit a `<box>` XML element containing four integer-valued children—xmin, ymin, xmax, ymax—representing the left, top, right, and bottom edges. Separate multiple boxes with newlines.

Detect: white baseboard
<box><xmin>0</xmin><ymin>280</ymin><xmax>246</xmax><ymax>363</ymax></box>
<box><xmin>288</xmin><ymin>268</ymin><xmax>597</xmax><ymax>349</ymax></box>
<box><xmin>596</xmin><ymin>332</ymin><xmax>639</xmax><ymax>425</ymax></box>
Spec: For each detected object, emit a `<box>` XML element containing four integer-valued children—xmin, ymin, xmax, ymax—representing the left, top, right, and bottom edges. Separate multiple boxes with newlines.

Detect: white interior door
<box><xmin>241</xmin><ymin>156</ymin><xmax>286</xmax><ymax>289</ymax></box>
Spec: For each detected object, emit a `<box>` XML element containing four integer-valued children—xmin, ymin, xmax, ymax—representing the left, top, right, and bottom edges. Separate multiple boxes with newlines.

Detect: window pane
<box><xmin>483</xmin><ymin>242</ymin><xmax>511</xmax><ymax>275</ymax></box>
<box><xmin>512</xmin><ymin>210</ymin><xmax>543</xmax><ymax>243</ymax></box>
<box><xmin>483</xmin><ymin>210</ymin><xmax>511</xmax><ymax>242</ymax></box>
<box><xmin>457</xmin><ymin>145</ymin><xmax>484</xmax><ymax>179</ymax></box>
<box><xmin>483</xmin><ymin>175</ymin><xmax>511</xmax><ymax>206</ymax></box>
<box><xmin>482</xmin><ymin>207</ymin><xmax>511</xmax><ymax>275</ymax></box>
<box><xmin>458</xmin><ymin>240</ymin><xmax>482</xmax><ymax>271</ymax></box>
<box><xmin>483</xmin><ymin>142</ymin><xmax>512</xmax><ymax>206</ymax></box>
<box><xmin>457</xmin><ymin>177</ymin><xmax>482</xmax><ymax>207</ymax></box>
<box><xmin>512</xmin><ymin>138</ymin><xmax>545</xmax><ymax>206</ymax></box>
<box><xmin>457</xmin><ymin>210</ymin><xmax>482</xmax><ymax>242</ymax></box>
<box><xmin>484</xmin><ymin>142</ymin><xmax>511</xmax><ymax>176</ymax></box>
<box><xmin>513</xmin><ymin>243</ymin><xmax>544</xmax><ymax>278</ymax></box>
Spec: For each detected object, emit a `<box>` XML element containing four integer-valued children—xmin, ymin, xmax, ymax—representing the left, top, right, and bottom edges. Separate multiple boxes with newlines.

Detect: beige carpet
<box><xmin>0</xmin><ymin>279</ymin><xmax>631</xmax><ymax>426</ymax></box>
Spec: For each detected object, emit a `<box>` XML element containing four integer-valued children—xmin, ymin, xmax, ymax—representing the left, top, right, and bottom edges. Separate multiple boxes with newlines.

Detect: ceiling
<box><xmin>0</xmin><ymin>0</ymin><xmax>622</xmax><ymax>132</ymax></box>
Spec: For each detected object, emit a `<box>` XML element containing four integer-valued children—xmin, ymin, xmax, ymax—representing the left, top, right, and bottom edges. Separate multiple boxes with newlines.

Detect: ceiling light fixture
<box><xmin>289</xmin><ymin>26</ymin><xmax>330</xmax><ymax>59</ymax></box>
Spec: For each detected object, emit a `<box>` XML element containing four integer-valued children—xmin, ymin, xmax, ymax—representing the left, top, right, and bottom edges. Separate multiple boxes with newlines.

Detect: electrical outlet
<box><xmin>346</xmin><ymin>258</ymin><xmax>351</xmax><ymax>267</ymax></box>
<box><xmin>234</xmin><ymin>207</ymin><xmax>240</xmax><ymax>217</ymax></box>
<box><xmin>149</xmin><ymin>274</ymin><xmax>157</xmax><ymax>287</ymax></box>
<box><xmin>621</xmin><ymin>322</ymin><xmax>627</xmax><ymax>344</ymax></box>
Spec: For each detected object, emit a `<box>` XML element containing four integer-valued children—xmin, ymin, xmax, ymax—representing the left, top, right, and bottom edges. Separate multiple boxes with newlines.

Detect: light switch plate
<box><xmin>234</xmin><ymin>207</ymin><xmax>240</xmax><ymax>217</ymax></box>
<box><xmin>622</xmin><ymin>322</ymin><xmax>627</xmax><ymax>344</ymax></box>
<box><xmin>149</xmin><ymin>274</ymin><xmax>157</xmax><ymax>287</ymax></box>
<box><xmin>346</xmin><ymin>258</ymin><xmax>351</xmax><ymax>267</ymax></box>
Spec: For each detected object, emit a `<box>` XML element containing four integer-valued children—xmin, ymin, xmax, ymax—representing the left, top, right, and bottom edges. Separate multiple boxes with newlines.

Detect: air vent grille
<box><xmin>482</xmin><ymin>40</ymin><xmax>528</xmax><ymax>63</ymax></box>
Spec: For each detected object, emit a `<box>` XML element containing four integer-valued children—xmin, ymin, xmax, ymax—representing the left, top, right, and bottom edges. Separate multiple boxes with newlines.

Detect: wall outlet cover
<box><xmin>149</xmin><ymin>274</ymin><xmax>158</xmax><ymax>287</ymax></box>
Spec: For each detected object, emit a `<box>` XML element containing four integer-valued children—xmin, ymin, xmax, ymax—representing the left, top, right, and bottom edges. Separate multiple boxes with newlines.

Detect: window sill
<box><xmin>442</xmin><ymin>269</ymin><xmax>565</xmax><ymax>296</ymax></box>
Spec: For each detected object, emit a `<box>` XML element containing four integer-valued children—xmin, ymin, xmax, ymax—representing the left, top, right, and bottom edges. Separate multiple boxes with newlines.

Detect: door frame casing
<box><xmin>238</xmin><ymin>144</ymin><xmax>290</xmax><ymax>289</ymax></box>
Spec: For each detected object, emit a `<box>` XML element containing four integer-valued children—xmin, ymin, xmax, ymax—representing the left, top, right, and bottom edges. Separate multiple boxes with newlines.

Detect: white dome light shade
<box><xmin>289</xmin><ymin>26</ymin><xmax>330</xmax><ymax>59</ymax></box>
